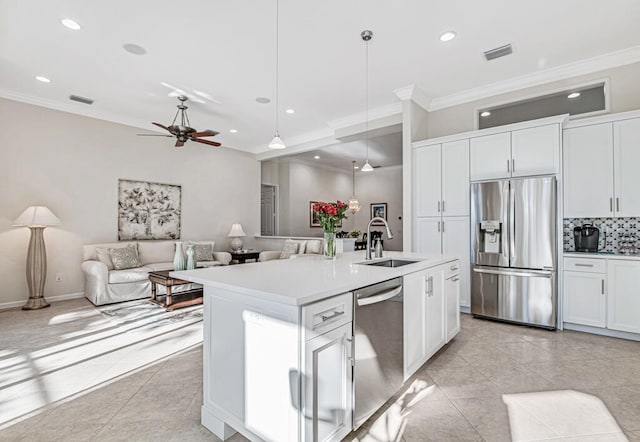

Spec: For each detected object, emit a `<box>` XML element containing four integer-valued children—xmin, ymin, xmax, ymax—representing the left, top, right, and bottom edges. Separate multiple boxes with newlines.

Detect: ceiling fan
<box><xmin>138</xmin><ymin>95</ymin><xmax>221</xmax><ymax>147</ymax></box>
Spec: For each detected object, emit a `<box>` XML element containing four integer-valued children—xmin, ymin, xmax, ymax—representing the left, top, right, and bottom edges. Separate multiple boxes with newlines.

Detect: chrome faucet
<box><xmin>366</xmin><ymin>217</ymin><xmax>393</xmax><ymax>260</ymax></box>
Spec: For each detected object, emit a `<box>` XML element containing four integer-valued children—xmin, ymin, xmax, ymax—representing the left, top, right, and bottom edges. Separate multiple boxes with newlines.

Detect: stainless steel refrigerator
<box><xmin>470</xmin><ymin>176</ymin><xmax>557</xmax><ymax>329</ymax></box>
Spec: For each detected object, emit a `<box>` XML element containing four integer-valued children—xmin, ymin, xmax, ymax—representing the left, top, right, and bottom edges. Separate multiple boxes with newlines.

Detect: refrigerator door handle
<box><xmin>473</xmin><ymin>267</ymin><xmax>554</xmax><ymax>278</ymax></box>
<box><xmin>509</xmin><ymin>183</ymin><xmax>516</xmax><ymax>267</ymax></box>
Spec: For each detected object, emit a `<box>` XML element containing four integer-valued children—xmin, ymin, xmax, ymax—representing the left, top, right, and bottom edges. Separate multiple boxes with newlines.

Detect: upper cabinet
<box><xmin>563</xmin><ymin>117</ymin><xmax>640</xmax><ymax>218</ymax></box>
<box><xmin>469</xmin><ymin>124</ymin><xmax>560</xmax><ymax>181</ymax></box>
<box><xmin>415</xmin><ymin>139</ymin><xmax>469</xmax><ymax>217</ymax></box>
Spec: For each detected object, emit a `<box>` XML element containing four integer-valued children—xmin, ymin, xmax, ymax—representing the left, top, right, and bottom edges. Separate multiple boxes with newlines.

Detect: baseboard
<box><xmin>0</xmin><ymin>292</ymin><xmax>85</xmax><ymax>311</ymax></box>
<box><xmin>563</xmin><ymin>322</ymin><xmax>640</xmax><ymax>342</ymax></box>
<box><xmin>460</xmin><ymin>305</ymin><xmax>471</xmax><ymax>314</ymax></box>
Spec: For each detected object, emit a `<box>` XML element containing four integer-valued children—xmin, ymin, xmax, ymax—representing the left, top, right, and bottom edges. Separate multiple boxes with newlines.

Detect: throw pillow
<box><xmin>305</xmin><ymin>240</ymin><xmax>322</xmax><ymax>254</ymax></box>
<box><xmin>109</xmin><ymin>244</ymin><xmax>142</xmax><ymax>270</ymax></box>
<box><xmin>284</xmin><ymin>239</ymin><xmax>307</xmax><ymax>255</ymax></box>
<box><xmin>96</xmin><ymin>244</ymin><xmax>130</xmax><ymax>270</ymax></box>
<box><xmin>280</xmin><ymin>242</ymin><xmax>300</xmax><ymax>259</ymax></box>
<box><xmin>193</xmin><ymin>243</ymin><xmax>214</xmax><ymax>262</ymax></box>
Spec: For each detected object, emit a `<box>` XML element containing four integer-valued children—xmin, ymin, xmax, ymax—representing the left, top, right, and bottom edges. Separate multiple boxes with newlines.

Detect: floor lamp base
<box><xmin>22</xmin><ymin>297</ymin><xmax>50</xmax><ymax>310</ymax></box>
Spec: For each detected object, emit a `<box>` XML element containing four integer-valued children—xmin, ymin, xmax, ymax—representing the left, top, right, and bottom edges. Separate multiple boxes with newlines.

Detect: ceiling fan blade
<box><xmin>175</xmin><ymin>140</ymin><xmax>185</xmax><ymax>147</ymax></box>
<box><xmin>192</xmin><ymin>138</ymin><xmax>221</xmax><ymax>147</ymax></box>
<box><xmin>136</xmin><ymin>134</ymin><xmax>173</xmax><ymax>137</ymax></box>
<box><xmin>190</xmin><ymin>130</ymin><xmax>220</xmax><ymax>138</ymax></box>
<box><xmin>152</xmin><ymin>122</ymin><xmax>174</xmax><ymax>133</ymax></box>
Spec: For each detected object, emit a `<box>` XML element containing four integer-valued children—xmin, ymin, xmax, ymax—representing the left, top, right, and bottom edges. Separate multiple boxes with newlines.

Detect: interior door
<box><xmin>509</xmin><ymin>177</ymin><xmax>556</xmax><ymax>270</ymax></box>
<box><xmin>261</xmin><ymin>184</ymin><xmax>277</xmax><ymax>236</ymax></box>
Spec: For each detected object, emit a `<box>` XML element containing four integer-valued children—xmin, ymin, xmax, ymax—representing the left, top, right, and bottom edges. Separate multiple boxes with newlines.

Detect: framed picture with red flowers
<box><xmin>370</xmin><ymin>203</ymin><xmax>387</xmax><ymax>225</ymax></box>
<box><xmin>310</xmin><ymin>201</ymin><xmax>343</xmax><ymax>228</ymax></box>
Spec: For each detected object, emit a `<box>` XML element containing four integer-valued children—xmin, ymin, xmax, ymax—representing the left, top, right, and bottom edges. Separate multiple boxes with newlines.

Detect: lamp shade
<box><xmin>228</xmin><ymin>223</ymin><xmax>246</xmax><ymax>237</ymax></box>
<box><xmin>268</xmin><ymin>134</ymin><xmax>286</xmax><ymax>150</ymax></box>
<box><xmin>13</xmin><ymin>206</ymin><xmax>61</xmax><ymax>227</ymax></box>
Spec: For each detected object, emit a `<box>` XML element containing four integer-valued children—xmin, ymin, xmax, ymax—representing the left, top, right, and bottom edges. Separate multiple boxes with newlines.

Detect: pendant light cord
<box><xmin>365</xmin><ymin>35</ymin><xmax>369</xmax><ymax>162</ymax></box>
<box><xmin>275</xmin><ymin>0</ymin><xmax>280</xmax><ymax>135</ymax></box>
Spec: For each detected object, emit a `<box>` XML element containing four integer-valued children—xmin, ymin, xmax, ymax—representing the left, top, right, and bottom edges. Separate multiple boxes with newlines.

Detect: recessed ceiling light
<box><xmin>480</xmin><ymin>111</ymin><xmax>491</xmax><ymax>117</ymax></box>
<box><xmin>229</xmin><ymin>129</ymin><xmax>238</xmax><ymax>133</ymax></box>
<box><xmin>286</xmin><ymin>109</ymin><xmax>295</xmax><ymax>114</ymax></box>
<box><xmin>439</xmin><ymin>31</ymin><xmax>456</xmax><ymax>42</ymax></box>
<box><xmin>314</xmin><ymin>155</ymin><xmax>320</xmax><ymax>159</ymax></box>
<box><xmin>567</xmin><ymin>92</ymin><xmax>581</xmax><ymax>99</ymax></box>
<box><xmin>61</xmin><ymin>18</ymin><xmax>81</xmax><ymax>31</ymax></box>
<box><xmin>256</xmin><ymin>97</ymin><xmax>271</xmax><ymax>104</ymax></box>
<box><xmin>35</xmin><ymin>76</ymin><xmax>51</xmax><ymax>83</ymax></box>
<box><xmin>123</xmin><ymin>43</ymin><xmax>147</xmax><ymax>55</ymax></box>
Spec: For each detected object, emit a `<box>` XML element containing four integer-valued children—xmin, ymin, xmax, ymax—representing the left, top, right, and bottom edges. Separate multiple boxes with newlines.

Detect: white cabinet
<box><xmin>613</xmin><ymin>118</ymin><xmax>640</xmax><ymax>217</ymax></box>
<box><xmin>607</xmin><ymin>259</ymin><xmax>640</xmax><ymax>333</ymax></box>
<box><xmin>563</xmin><ymin>123</ymin><xmax>614</xmax><ymax>218</ymax></box>
<box><xmin>415</xmin><ymin>139</ymin><xmax>469</xmax><ymax>217</ymax></box>
<box><xmin>415</xmin><ymin>217</ymin><xmax>470</xmax><ymax>308</ymax></box>
<box><xmin>445</xmin><ymin>269</ymin><xmax>461</xmax><ymax>342</ymax></box>
<box><xmin>403</xmin><ymin>263</ymin><xmax>453</xmax><ymax>378</ymax></box>
<box><xmin>511</xmin><ymin>124</ymin><xmax>560</xmax><ymax>177</ymax></box>
<box><xmin>563</xmin><ymin>117</ymin><xmax>640</xmax><ymax>218</ymax></box>
<box><xmin>304</xmin><ymin>323</ymin><xmax>353</xmax><ymax>442</ymax></box>
<box><xmin>470</xmin><ymin>132</ymin><xmax>511</xmax><ymax>181</ymax></box>
<box><xmin>470</xmin><ymin>124</ymin><xmax>560</xmax><ymax>181</ymax></box>
<box><xmin>563</xmin><ymin>270</ymin><xmax>606</xmax><ymax>328</ymax></box>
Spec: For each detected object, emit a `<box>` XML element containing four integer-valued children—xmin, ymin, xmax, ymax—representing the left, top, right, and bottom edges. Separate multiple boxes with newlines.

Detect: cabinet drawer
<box><xmin>563</xmin><ymin>257</ymin><xmax>606</xmax><ymax>273</ymax></box>
<box><xmin>302</xmin><ymin>292</ymin><xmax>353</xmax><ymax>340</ymax></box>
<box><xmin>445</xmin><ymin>260</ymin><xmax>461</xmax><ymax>279</ymax></box>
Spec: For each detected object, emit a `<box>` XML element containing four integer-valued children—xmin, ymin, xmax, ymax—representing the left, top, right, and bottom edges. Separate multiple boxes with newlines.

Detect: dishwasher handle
<box><xmin>356</xmin><ymin>285</ymin><xmax>402</xmax><ymax>306</ymax></box>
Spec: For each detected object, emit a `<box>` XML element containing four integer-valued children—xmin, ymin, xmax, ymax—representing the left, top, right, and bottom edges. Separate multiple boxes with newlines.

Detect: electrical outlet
<box><xmin>55</xmin><ymin>273</ymin><xmax>63</xmax><ymax>282</ymax></box>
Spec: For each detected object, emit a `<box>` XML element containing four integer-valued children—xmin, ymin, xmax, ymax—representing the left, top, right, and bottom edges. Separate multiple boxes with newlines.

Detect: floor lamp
<box><xmin>13</xmin><ymin>206</ymin><xmax>62</xmax><ymax>310</ymax></box>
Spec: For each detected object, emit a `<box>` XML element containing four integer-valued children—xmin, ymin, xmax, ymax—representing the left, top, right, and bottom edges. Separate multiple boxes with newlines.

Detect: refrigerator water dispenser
<box><xmin>480</xmin><ymin>220</ymin><xmax>502</xmax><ymax>254</ymax></box>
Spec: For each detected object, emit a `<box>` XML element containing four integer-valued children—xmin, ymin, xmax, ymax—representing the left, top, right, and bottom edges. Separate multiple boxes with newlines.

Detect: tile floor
<box><xmin>1</xmin><ymin>299</ymin><xmax>640</xmax><ymax>441</ymax></box>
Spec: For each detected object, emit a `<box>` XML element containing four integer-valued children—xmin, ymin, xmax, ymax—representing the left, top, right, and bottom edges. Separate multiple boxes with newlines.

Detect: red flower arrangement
<box><xmin>314</xmin><ymin>201</ymin><xmax>349</xmax><ymax>233</ymax></box>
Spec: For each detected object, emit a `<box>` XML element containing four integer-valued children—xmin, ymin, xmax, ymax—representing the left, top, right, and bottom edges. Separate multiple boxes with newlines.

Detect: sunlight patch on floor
<box><xmin>503</xmin><ymin>390</ymin><xmax>627</xmax><ymax>441</ymax></box>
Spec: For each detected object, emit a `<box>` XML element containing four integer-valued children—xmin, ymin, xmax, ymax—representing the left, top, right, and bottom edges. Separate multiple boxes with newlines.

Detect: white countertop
<box><xmin>564</xmin><ymin>252</ymin><xmax>640</xmax><ymax>261</ymax></box>
<box><xmin>171</xmin><ymin>251</ymin><xmax>457</xmax><ymax>306</ymax></box>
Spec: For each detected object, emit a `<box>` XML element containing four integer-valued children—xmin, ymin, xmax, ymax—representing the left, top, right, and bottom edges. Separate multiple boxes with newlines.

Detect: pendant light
<box><xmin>348</xmin><ymin>161</ymin><xmax>361</xmax><ymax>214</ymax></box>
<box><xmin>268</xmin><ymin>0</ymin><xmax>286</xmax><ymax>149</ymax></box>
<box><xmin>360</xmin><ymin>30</ymin><xmax>374</xmax><ymax>172</ymax></box>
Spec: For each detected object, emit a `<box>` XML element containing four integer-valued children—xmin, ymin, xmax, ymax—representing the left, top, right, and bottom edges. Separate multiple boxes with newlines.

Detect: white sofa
<box><xmin>81</xmin><ymin>240</ymin><xmax>231</xmax><ymax>306</ymax></box>
<box><xmin>258</xmin><ymin>238</ymin><xmax>323</xmax><ymax>262</ymax></box>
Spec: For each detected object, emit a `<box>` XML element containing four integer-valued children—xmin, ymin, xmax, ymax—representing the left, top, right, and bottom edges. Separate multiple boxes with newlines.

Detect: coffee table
<box><xmin>148</xmin><ymin>270</ymin><xmax>203</xmax><ymax>311</ymax></box>
<box><xmin>230</xmin><ymin>250</ymin><xmax>260</xmax><ymax>264</ymax></box>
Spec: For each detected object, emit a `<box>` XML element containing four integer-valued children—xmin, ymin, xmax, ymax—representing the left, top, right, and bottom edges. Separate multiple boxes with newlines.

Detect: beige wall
<box><xmin>427</xmin><ymin>62</ymin><xmax>640</xmax><ymax>139</ymax></box>
<box><xmin>0</xmin><ymin>98</ymin><xmax>260</xmax><ymax>308</ymax></box>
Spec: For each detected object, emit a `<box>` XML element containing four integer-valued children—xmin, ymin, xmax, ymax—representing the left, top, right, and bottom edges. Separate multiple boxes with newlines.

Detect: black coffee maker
<box><xmin>574</xmin><ymin>224</ymin><xmax>600</xmax><ymax>252</ymax></box>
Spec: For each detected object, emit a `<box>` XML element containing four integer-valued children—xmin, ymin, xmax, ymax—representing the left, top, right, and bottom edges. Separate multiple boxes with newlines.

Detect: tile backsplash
<box><xmin>563</xmin><ymin>217</ymin><xmax>639</xmax><ymax>253</ymax></box>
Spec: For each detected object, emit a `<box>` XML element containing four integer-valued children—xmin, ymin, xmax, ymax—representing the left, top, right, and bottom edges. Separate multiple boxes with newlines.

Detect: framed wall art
<box><xmin>118</xmin><ymin>179</ymin><xmax>182</xmax><ymax>240</ymax></box>
<box><xmin>370</xmin><ymin>203</ymin><xmax>387</xmax><ymax>225</ymax></box>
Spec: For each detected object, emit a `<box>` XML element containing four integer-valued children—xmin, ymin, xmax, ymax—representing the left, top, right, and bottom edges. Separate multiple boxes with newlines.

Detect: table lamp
<box><xmin>13</xmin><ymin>206</ymin><xmax>61</xmax><ymax>310</ymax></box>
<box><xmin>228</xmin><ymin>223</ymin><xmax>246</xmax><ymax>251</ymax></box>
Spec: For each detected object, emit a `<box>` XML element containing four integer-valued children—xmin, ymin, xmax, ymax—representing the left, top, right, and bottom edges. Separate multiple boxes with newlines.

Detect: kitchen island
<box><xmin>172</xmin><ymin>251</ymin><xmax>460</xmax><ymax>442</ymax></box>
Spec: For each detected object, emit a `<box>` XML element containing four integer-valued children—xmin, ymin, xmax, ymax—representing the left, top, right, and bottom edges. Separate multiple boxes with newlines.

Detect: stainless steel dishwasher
<box><xmin>353</xmin><ymin>277</ymin><xmax>404</xmax><ymax>428</ymax></box>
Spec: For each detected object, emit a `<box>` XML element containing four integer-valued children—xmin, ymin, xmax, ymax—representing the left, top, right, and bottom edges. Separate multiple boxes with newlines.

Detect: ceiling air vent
<box><xmin>484</xmin><ymin>44</ymin><xmax>513</xmax><ymax>61</ymax></box>
<box><xmin>69</xmin><ymin>94</ymin><xmax>94</xmax><ymax>105</ymax></box>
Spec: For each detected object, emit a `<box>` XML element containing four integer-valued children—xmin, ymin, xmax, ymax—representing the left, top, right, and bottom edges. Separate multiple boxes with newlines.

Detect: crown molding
<box><xmin>327</xmin><ymin>102</ymin><xmax>402</xmax><ymax>130</ymax></box>
<box><xmin>429</xmin><ymin>46</ymin><xmax>640</xmax><ymax>111</ymax></box>
<box><xmin>393</xmin><ymin>84</ymin><xmax>431</xmax><ymax>110</ymax></box>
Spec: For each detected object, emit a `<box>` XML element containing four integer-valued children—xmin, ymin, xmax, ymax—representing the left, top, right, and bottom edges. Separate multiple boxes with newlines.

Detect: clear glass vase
<box><xmin>324</xmin><ymin>232</ymin><xmax>336</xmax><ymax>259</ymax></box>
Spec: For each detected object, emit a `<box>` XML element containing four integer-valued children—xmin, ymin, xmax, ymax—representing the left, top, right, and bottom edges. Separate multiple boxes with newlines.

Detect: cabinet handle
<box><xmin>616</xmin><ymin>197</ymin><xmax>620</xmax><ymax>212</ymax></box>
<box><xmin>601</xmin><ymin>279</ymin><xmax>605</xmax><ymax>295</ymax></box>
<box><xmin>320</xmin><ymin>311</ymin><xmax>344</xmax><ymax>322</ymax></box>
<box><xmin>425</xmin><ymin>276</ymin><xmax>433</xmax><ymax>296</ymax></box>
<box><xmin>574</xmin><ymin>263</ymin><xmax>594</xmax><ymax>267</ymax></box>
<box><xmin>442</xmin><ymin>200</ymin><xmax>445</xmax><ymax>212</ymax></box>
<box><xmin>452</xmin><ymin>276</ymin><xmax>460</xmax><ymax>282</ymax></box>
<box><xmin>610</xmin><ymin>198</ymin><xmax>613</xmax><ymax>212</ymax></box>
<box><xmin>429</xmin><ymin>276</ymin><xmax>434</xmax><ymax>296</ymax></box>
<box><xmin>437</xmin><ymin>201</ymin><xmax>440</xmax><ymax>212</ymax></box>
<box><xmin>450</xmin><ymin>265</ymin><xmax>459</xmax><ymax>271</ymax></box>
<box><xmin>512</xmin><ymin>158</ymin><xmax>515</xmax><ymax>173</ymax></box>
<box><xmin>507</xmin><ymin>159</ymin><xmax>510</xmax><ymax>173</ymax></box>
<box><xmin>437</xmin><ymin>221</ymin><xmax>441</xmax><ymax>233</ymax></box>
<box><xmin>442</xmin><ymin>220</ymin><xmax>445</xmax><ymax>232</ymax></box>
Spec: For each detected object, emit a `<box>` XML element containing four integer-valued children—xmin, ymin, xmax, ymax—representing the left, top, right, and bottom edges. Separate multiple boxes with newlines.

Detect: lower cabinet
<box><xmin>404</xmin><ymin>262</ymin><xmax>458</xmax><ymax>379</ymax></box>
<box><xmin>563</xmin><ymin>271</ymin><xmax>606</xmax><ymax>328</ymax></box>
<box><xmin>608</xmin><ymin>259</ymin><xmax>640</xmax><ymax>333</ymax></box>
<box><xmin>303</xmin><ymin>322</ymin><xmax>353</xmax><ymax>442</ymax></box>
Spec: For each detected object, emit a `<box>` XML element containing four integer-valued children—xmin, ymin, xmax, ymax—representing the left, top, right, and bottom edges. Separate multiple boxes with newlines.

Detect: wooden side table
<box><xmin>148</xmin><ymin>270</ymin><xmax>203</xmax><ymax>311</ymax></box>
<box><xmin>230</xmin><ymin>250</ymin><xmax>260</xmax><ymax>264</ymax></box>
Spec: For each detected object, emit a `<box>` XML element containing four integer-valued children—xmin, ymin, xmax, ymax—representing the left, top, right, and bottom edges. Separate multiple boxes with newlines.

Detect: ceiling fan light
<box><xmin>361</xmin><ymin>160</ymin><xmax>374</xmax><ymax>172</ymax></box>
<box><xmin>268</xmin><ymin>134</ymin><xmax>286</xmax><ymax>149</ymax></box>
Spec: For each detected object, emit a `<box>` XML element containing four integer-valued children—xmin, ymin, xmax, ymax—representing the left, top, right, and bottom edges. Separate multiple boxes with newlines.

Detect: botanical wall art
<box><xmin>118</xmin><ymin>179</ymin><xmax>181</xmax><ymax>240</ymax></box>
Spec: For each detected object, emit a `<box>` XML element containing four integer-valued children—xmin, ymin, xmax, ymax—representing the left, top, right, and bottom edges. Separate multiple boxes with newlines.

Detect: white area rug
<box><xmin>98</xmin><ymin>299</ymin><xmax>203</xmax><ymax>326</ymax></box>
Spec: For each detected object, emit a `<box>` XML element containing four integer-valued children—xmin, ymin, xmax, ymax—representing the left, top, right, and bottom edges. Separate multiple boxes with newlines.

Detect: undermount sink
<box><xmin>358</xmin><ymin>258</ymin><xmax>420</xmax><ymax>268</ymax></box>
